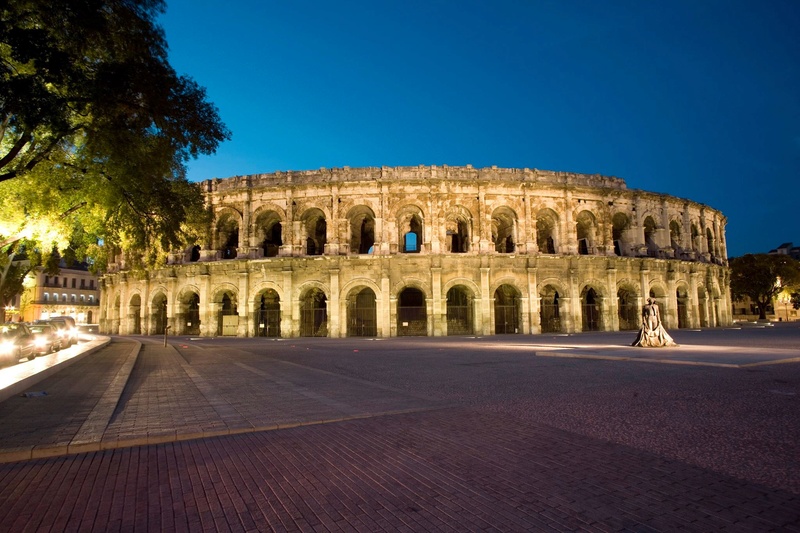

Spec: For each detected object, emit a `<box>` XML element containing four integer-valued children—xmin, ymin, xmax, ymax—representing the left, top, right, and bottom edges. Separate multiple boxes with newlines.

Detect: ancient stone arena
<box><xmin>100</xmin><ymin>165</ymin><xmax>731</xmax><ymax>338</ymax></box>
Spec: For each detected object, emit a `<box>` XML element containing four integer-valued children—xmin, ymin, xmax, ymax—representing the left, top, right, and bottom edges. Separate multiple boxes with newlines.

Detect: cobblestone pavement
<box><xmin>0</xmin><ymin>324</ymin><xmax>798</xmax><ymax>531</ymax></box>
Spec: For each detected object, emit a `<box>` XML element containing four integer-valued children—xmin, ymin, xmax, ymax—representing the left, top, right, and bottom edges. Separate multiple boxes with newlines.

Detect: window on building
<box><xmin>71</xmin><ymin>278</ymin><xmax>76</xmax><ymax>288</ymax></box>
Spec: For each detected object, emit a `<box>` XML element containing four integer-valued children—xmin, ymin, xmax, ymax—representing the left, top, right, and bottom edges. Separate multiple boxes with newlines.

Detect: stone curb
<box><xmin>0</xmin><ymin>336</ymin><xmax>113</xmax><ymax>404</ymax></box>
<box><xmin>0</xmin><ymin>338</ymin><xmax>139</xmax><ymax>463</ymax></box>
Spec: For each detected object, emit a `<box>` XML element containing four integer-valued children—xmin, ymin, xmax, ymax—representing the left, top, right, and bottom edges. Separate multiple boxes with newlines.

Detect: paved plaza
<box><xmin>0</xmin><ymin>324</ymin><xmax>798</xmax><ymax>531</ymax></box>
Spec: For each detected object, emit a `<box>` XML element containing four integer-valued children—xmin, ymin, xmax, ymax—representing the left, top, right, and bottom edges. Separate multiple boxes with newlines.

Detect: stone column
<box><xmin>480</xmin><ymin>266</ymin><xmax>491</xmax><ymax>335</ymax></box>
<box><xmin>606</xmin><ymin>265</ymin><xmax>618</xmax><ymax>331</ymax></box>
<box><xmin>329</xmin><ymin>268</ymin><xmax>340</xmax><ymax>338</ymax></box>
<box><xmin>527</xmin><ymin>264</ymin><xmax>540</xmax><ymax>334</ymax></box>
<box><xmin>282</xmin><ymin>268</ymin><xmax>295</xmax><ymax>337</ymax></box>
<box><xmin>431</xmin><ymin>267</ymin><xmax>443</xmax><ymax>336</ymax></box>
<box><xmin>238</xmin><ymin>270</ymin><xmax>249</xmax><ymax>337</ymax></box>
<box><xmin>379</xmin><ymin>271</ymin><xmax>391</xmax><ymax>337</ymax></box>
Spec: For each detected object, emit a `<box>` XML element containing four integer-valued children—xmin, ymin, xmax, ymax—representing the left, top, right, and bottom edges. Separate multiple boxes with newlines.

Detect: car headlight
<box><xmin>0</xmin><ymin>340</ymin><xmax>15</xmax><ymax>355</ymax></box>
<box><xmin>34</xmin><ymin>337</ymin><xmax>47</xmax><ymax>348</ymax></box>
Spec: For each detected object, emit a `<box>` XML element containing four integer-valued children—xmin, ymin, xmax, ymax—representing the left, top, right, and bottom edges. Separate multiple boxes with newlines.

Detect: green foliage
<box><xmin>0</xmin><ymin>0</ymin><xmax>229</xmax><ymax>270</ymax></box>
<box><xmin>792</xmin><ymin>292</ymin><xmax>800</xmax><ymax>311</ymax></box>
<box><xmin>730</xmin><ymin>254</ymin><xmax>800</xmax><ymax>319</ymax></box>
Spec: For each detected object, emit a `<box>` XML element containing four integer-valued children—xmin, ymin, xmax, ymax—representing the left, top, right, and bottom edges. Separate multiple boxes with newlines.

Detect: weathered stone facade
<box><xmin>100</xmin><ymin>165</ymin><xmax>731</xmax><ymax>338</ymax></box>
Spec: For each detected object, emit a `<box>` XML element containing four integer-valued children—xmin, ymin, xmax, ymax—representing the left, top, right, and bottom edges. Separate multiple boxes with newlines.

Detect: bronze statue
<box><xmin>632</xmin><ymin>298</ymin><xmax>678</xmax><ymax>347</ymax></box>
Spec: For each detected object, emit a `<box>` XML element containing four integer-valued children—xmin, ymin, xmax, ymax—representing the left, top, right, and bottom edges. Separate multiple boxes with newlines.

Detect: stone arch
<box><xmin>299</xmin><ymin>286</ymin><xmax>328</xmax><ymax>337</ymax></box>
<box><xmin>617</xmin><ymin>282</ymin><xmax>639</xmax><ymax>331</ymax></box>
<box><xmin>444</xmin><ymin>205</ymin><xmax>473</xmax><ymax>253</ymax></box>
<box><xmin>492</xmin><ymin>206</ymin><xmax>517</xmax><ymax>253</ymax></box>
<box><xmin>446</xmin><ymin>285</ymin><xmax>474</xmax><ymax>335</ymax></box>
<box><xmin>301</xmin><ymin>208</ymin><xmax>327</xmax><ymax>256</ymax></box>
<box><xmin>397</xmin><ymin>204</ymin><xmax>424</xmax><ymax>253</ymax></box>
<box><xmin>669</xmin><ymin>219</ymin><xmax>683</xmax><ymax>256</ymax></box>
<box><xmin>397</xmin><ymin>286</ymin><xmax>427</xmax><ymax>336</ymax></box>
<box><xmin>697</xmin><ymin>284</ymin><xmax>710</xmax><ymax>327</ymax></box>
<box><xmin>611</xmin><ymin>212</ymin><xmax>631</xmax><ymax>256</ymax></box>
<box><xmin>215</xmin><ymin>208</ymin><xmax>242</xmax><ymax>259</ymax></box>
<box><xmin>536</xmin><ymin>208</ymin><xmax>559</xmax><ymax>254</ymax></box>
<box><xmin>706</xmin><ymin>227</ymin><xmax>715</xmax><ymax>262</ymax></box>
<box><xmin>494</xmin><ymin>284</ymin><xmax>521</xmax><ymax>334</ymax></box>
<box><xmin>177</xmin><ymin>288</ymin><xmax>201</xmax><ymax>335</ymax></box>
<box><xmin>150</xmin><ymin>291</ymin><xmax>168</xmax><ymax>335</ymax></box>
<box><xmin>211</xmin><ymin>285</ymin><xmax>238</xmax><ymax>336</ymax></box>
<box><xmin>128</xmin><ymin>293</ymin><xmax>142</xmax><ymax>334</ymax></box>
<box><xmin>539</xmin><ymin>283</ymin><xmax>565</xmax><ymax>333</ymax></box>
<box><xmin>575</xmin><ymin>209</ymin><xmax>598</xmax><ymax>255</ymax></box>
<box><xmin>580</xmin><ymin>284</ymin><xmax>604</xmax><ymax>332</ymax></box>
<box><xmin>346</xmin><ymin>286</ymin><xmax>377</xmax><ymax>337</ymax></box>
<box><xmin>253</xmin><ymin>208</ymin><xmax>284</xmax><ymax>258</ymax></box>
<box><xmin>347</xmin><ymin>205</ymin><xmax>376</xmax><ymax>254</ymax></box>
<box><xmin>643</xmin><ymin>215</ymin><xmax>658</xmax><ymax>257</ymax></box>
<box><xmin>676</xmin><ymin>284</ymin><xmax>690</xmax><ymax>328</ymax></box>
<box><xmin>254</xmin><ymin>288</ymin><xmax>281</xmax><ymax>337</ymax></box>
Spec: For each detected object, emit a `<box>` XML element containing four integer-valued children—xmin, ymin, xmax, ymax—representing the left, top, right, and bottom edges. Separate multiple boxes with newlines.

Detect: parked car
<box><xmin>49</xmin><ymin>316</ymin><xmax>79</xmax><ymax>345</ymax></box>
<box><xmin>35</xmin><ymin>320</ymin><xmax>73</xmax><ymax>348</ymax></box>
<box><xmin>28</xmin><ymin>323</ymin><xmax>61</xmax><ymax>354</ymax></box>
<box><xmin>0</xmin><ymin>323</ymin><xmax>37</xmax><ymax>365</ymax></box>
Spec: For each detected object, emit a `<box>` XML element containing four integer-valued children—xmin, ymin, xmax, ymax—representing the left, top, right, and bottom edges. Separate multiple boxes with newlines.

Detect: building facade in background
<box><xmin>99</xmin><ymin>166</ymin><xmax>731</xmax><ymax>338</ymax></box>
<box><xmin>6</xmin><ymin>263</ymin><xmax>100</xmax><ymax>324</ymax></box>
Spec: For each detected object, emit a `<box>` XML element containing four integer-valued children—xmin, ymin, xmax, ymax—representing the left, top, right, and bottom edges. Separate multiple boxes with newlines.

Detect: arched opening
<box><xmin>446</xmin><ymin>218</ymin><xmax>470</xmax><ymax>253</ymax></box>
<box><xmin>180</xmin><ymin>292</ymin><xmax>200</xmax><ymax>335</ymax></box>
<box><xmin>581</xmin><ymin>287</ymin><xmax>602</xmax><ymax>332</ymax></box>
<box><xmin>347</xmin><ymin>287</ymin><xmax>377</xmax><ymax>337</ymax></box>
<box><xmin>697</xmin><ymin>286</ymin><xmax>709</xmax><ymax>327</ymax></box>
<box><xmin>492</xmin><ymin>208</ymin><xmax>516</xmax><ymax>253</ymax></box>
<box><xmin>397</xmin><ymin>287</ymin><xmax>427</xmax><ymax>336</ymax></box>
<box><xmin>255</xmin><ymin>290</ymin><xmax>281</xmax><ymax>337</ymax></box>
<box><xmin>302</xmin><ymin>209</ymin><xmax>327</xmax><ymax>256</ymax></box>
<box><xmin>348</xmin><ymin>206</ymin><xmax>376</xmax><ymax>254</ymax></box>
<box><xmin>648</xmin><ymin>287</ymin><xmax>667</xmax><ymax>323</ymax></box>
<box><xmin>643</xmin><ymin>216</ymin><xmax>657</xmax><ymax>257</ymax></box>
<box><xmin>300</xmin><ymin>288</ymin><xmax>328</xmax><ymax>337</ymax></box>
<box><xmin>575</xmin><ymin>210</ymin><xmax>597</xmax><ymax>255</ymax></box>
<box><xmin>539</xmin><ymin>286</ymin><xmax>562</xmax><ymax>333</ymax></box>
<box><xmin>494</xmin><ymin>284</ymin><xmax>520</xmax><ymax>334</ymax></box>
<box><xmin>217</xmin><ymin>292</ymin><xmax>238</xmax><ymax>336</ymax></box>
<box><xmin>612</xmin><ymin>213</ymin><xmax>630</xmax><ymax>256</ymax></box>
<box><xmin>151</xmin><ymin>293</ymin><xmax>168</xmax><ymax>335</ymax></box>
<box><xmin>617</xmin><ymin>287</ymin><xmax>638</xmax><ymax>331</ymax></box>
<box><xmin>691</xmin><ymin>223</ymin><xmax>700</xmax><ymax>252</ymax></box>
<box><xmin>676</xmin><ymin>287</ymin><xmax>689</xmax><ymax>328</ymax></box>
<box><xmin>669</xmin><ymin>220</ymin><xmax>683</xmax><ymax>256</ymax></box>
<box><xmin>190</xmin><ymin>245</ymin><xmax>201</xmax><ymax>262</ymax></box>
<box><xmin>129</xmin><ymin>294</ymin><xmax>142</xmax><ymax>335</ymax></box>
<box><xmin>536</xmin><ymin>211</ymin><xmax>557</xmax><ymax>254</ymax></box>
<box><xmin>446</xmin><ymin>286</ymin><xmax>473</xmax><ymax>335</ymax></box>
<box><xmin>216</xmin><ymin>212</ymin><xmax>240</xmax><ymax>259</ymax></box>
<box><xmin>402</xmin><ymin>216</ymin><xmax>423</xmax><ymax>253</ymax></box>
<box><xmin>254</xmin><ymin>211</ymin><xmax>283</xmax><ymax>258</ymax></box>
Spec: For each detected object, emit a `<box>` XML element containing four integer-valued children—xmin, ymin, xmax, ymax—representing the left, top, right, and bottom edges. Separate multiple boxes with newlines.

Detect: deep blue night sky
<box><xmin>160</xmin><ymin>0</ymin><xmax>800</xmax><ymax>257</ymax></box>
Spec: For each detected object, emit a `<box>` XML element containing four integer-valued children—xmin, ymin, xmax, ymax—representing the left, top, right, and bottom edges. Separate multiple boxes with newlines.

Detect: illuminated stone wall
<box><xmin>100</xmin><ymin>165</ymin><xmax>731</xmax><ymax>337</ymax></box>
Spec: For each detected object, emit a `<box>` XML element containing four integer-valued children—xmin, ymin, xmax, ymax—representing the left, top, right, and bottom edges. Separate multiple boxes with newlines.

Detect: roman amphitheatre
<box><xmin>100</xmin><ymin>165</ymin><xmax>730</xmax><ymax>338</ymax></box>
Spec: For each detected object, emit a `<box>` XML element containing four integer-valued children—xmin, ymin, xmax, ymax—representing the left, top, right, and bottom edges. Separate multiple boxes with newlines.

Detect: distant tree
<box><xmin>729</xmin><ymin>254</ymin><xmax>800</xmax><ymax>320</ymax></box>
<box><xmin>1</xmin><ymin>0</ymin><xmax>229</xmax><ymax>309</ymax></box>
<box><xmin>792</xmin><ymin>291</ymin><xmax>800</xmax><ymax>311</ymax></box>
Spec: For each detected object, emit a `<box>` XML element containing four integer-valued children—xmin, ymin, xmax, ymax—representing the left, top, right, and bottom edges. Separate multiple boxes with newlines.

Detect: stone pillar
<box><xmin>238</xmin><ymin>270</ymin><xmax>250</xmax><ymax>337</ymax></box>
<box><xmin>282</xmin><ymin>269</ymin><xmax>295</xmax><ymax>337</ymax></box>
<box><xmin>568</xmin><ymin>266</ymin><xmax>580</xmax><ymax>333</ymax></box>
<box><xmin>329</xmin><ymin>268</ymin><xmax>340</xmax><ymax>338</ymax></box>
<box><xmin>527</xmin><ymin>265</ymin><xmax>540</xmax><ymax>334</ymax></box>
<box><xmin>199</xmin><ymin>273</ymin><xmax>212</xmax><ymax>336</ymax></box>
<box><xmin>606</xmin><ymin>265</ymin><xmax>618</xmax><ymax>331</ymax></box>
<box><xmin>666</xmin><ymin>272</ymin><xmax>678</xmax><ymax>330</ymax></box>
<box><xmin>480</xmin><ymin>266</ymin><xmax>491</xmax><ymax>335</ymax></box>
<box><xmin>431</xmin><ymin>267</ymin><xmax>443</xmax><ymax>336</ymax></box>
<box><xmin>379</xmin><ymin>272</ymin><xmax>391</xmax><ymax>337</ymax></box>
<box><xmin>689</xmin><ymin>271</ymin><xmax>700</xmax><ymax>328</ymax></box>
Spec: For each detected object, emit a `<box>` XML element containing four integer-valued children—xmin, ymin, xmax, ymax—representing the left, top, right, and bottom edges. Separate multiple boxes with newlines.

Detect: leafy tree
<box><xmin>0</xmin><ymin>0</ymin><xmax>229</xmax><ymax>310</ymax></box>
<box><xmin>729</xmin><ymin>254</ymin><xmax>800</xmax><ymax>320</ymax></box>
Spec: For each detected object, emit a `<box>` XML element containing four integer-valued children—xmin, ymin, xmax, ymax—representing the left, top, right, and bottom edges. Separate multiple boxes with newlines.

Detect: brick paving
<box><xmin>0</xmin><ymin>325</ymin><xmax>798</xmax><ymax>531</ymax></box>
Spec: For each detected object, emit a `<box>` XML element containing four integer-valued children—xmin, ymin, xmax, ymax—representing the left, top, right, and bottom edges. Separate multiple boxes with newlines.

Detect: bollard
<box><xmin>164</xmin><ymin>325</ymin><xmax>171</xmax><ymax>347</ymax></box>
